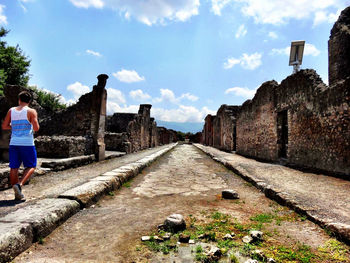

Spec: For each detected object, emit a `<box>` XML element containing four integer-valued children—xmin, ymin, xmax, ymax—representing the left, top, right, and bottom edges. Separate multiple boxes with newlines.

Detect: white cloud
<box><xmin>106</xmin><ymin>101</ymin><xmax>139</xmax><ymax>115</ymax></box>
<box><xmin>211</xmin><ymin>0</ymin><xmax>231</xmax><ymax>15</ymax></box>
<box><xmin>223</xmin><ymin>57</ymin><xmax>240</xmax><ymax>69</ymax></box>
<box><xmin>212</xmin><ymin>0</ymin><xmax>346</xmax><ymax>25</ymax></box>
<box><xmin>70</xmin><ymin>0</ymin><xmax>200</xmax><ymax>26</ymax></box>
<box><xmin>113</xmin><ymin>69</ymin><xmax>145</xmax><ymax>83</ymax></box>
<box><xmin>86</xmin><ymin>49</ymin><xmax>102</xmax><ymax>57</ymax></box>
<box><xmin>106</xmin><ymin>88</ymin><xmax>126</xmax><ymax>104</ymax></box>
<box><xmin>235</xmin><ymin>24</ymin><xmax>247</xmax><ymax>38</ymax></box>
<box><xmin>153</xmin><ymin>89</ymin><xmax>199</xmax><ymax>104</ymax></box>
<box><xmin>313</xmin><ymin>10</ymin><xmax>341</xmax><ymax>26</ymax></box>
<box><xmin>225</xmin><ymin>86</ymin><xmax>256</xmax><ymax>99</ymax></box>
<box><xmin>154</xmin><ymin>89</ymin><xmax>177</xmax><ymax>103</ymax></box>
<box><xmin>271</xmin><ymin>43</ymin><xmax>320</xmax><ymax>57</ymax></box>
<box><xmin>268</xmin><ymin>31</ymin><xmax>278</xmax><ymax>39</ymax></box>
<box><xmin>152</xmin><ymin>105</ymin><xmax>215</xmax><ymax>122</ymax></box>
<box><xmin>129</xmin><ymin>89</ymin><xmax>151</xmax><ymax>101</ymax></box>
<box><xmin>224</xmin><ymin>52</ymin><xmax>262</xmax><ymax>70</ymax></box>
<box><xmin>179</xmin><ymin>93</ymin><xmax>199</xmax><ymax>102</ymax></box>
<box><xmin>69</xmin><ymin>0</ymin><xmax>104</xmax><ymax>9</ymax></box>
<box><xmin>106</xmin><ymin>101</ymin><xmax>214</xmax><ymax>123</ymax></box>
<box><xmin>0</xmin><ymin>5</ymin><xmax>8</xmax><ymax>25</ymax></box>
<box><xmin>67</xmin><ymin>81</ymin><xmax>90</xmax><ymax>100</ymax></box>
<box><xmin>304</xmin><ymin>44</ymin><xmax>321</xmax><ymax>56</ymax></box>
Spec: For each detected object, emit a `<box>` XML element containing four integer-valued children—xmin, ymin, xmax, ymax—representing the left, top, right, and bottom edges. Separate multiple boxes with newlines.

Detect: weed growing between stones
<box><xmin>122</xmin><ymin>179</ymin><xmax>133</xmax><ymax>188</ymax></box>
<box><xmin>138</xmin><ymin>210</ymin><xmax>350</xmax><ymax>262</ymax></box>
<box><xmin>38</xmin><ymin>237</ymin><xmax>45</xmax><ymax>245</ymax></box>
<box><xmin>107</xmin><ymin>191</ymin><xmax>115</xmax><ymax>196</ymax></box>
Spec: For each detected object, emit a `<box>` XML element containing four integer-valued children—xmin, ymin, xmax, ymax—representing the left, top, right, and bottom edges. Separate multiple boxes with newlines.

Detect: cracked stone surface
<box><xmin>195</xmin><ymin>144</ymin><xmax>350</xmax><ymax>240</ymax></box>
<box><xmin>0</xmin><ymin>144</ymin><xmax>173</xmax><ymax>217</ymax></box>
<box><xmin>133</xmin><ymin>145</ymin><xmax>226</xmax><ymax>198</ymax></box>
<box><xmin>13</xmin><ymin>144</ymin><xmax>342</xmax><ymax>263</ymax></box>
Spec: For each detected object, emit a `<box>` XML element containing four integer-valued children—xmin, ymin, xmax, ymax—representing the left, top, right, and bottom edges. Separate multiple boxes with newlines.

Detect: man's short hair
<box><xmin>18</xmin><ymin>91</ymin><xmax>32</xmax><ymax>103</ymax></box>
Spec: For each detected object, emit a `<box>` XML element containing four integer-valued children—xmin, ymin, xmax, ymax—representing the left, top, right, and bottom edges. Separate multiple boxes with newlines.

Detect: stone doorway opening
<box><xmin>277</xmin><ymin>110</ymin><xmax>288</xmax><ymax>159</ymax></box>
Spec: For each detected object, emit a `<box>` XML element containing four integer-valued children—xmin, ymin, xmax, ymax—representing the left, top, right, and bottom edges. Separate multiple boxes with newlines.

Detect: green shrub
<box><xmin>29</xmin><ymin>86</ymin><xmax>66</xmax><ymax>111</ymax></box>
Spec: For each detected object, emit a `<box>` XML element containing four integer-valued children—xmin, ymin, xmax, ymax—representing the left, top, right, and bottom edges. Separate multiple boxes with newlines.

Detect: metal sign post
<box><xmin>289</xmin><ymin>41</ymin><xmax>305</xmax><ymax>74</ymax></box>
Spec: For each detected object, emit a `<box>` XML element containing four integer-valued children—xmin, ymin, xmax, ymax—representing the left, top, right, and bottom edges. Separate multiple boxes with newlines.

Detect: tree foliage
<box><xmin>29</xmin><ymin>86</ymin><xmax>66</xmax><ymax>111</ymax></box>
<box><xmin>0</xmin><ymin>27</ymin><xmax>31</xmax><ymax>93</ymax></box>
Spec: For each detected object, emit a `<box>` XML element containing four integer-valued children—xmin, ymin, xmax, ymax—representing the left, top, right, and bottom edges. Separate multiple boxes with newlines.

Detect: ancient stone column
<box><xmin>91</xmin><ymin>74</ymin><xmax>108</xmax><ymax>161</ymax></box>
<box><xmin>138</xmin><ymin>104</ymin><xmax>152</xmax><ymax>149</ymax></box>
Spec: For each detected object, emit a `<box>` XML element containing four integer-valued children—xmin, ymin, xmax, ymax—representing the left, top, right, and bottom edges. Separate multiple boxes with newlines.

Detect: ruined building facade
<box><xmin>106</xmin><ymin>104</ymin><xmax>158</xmax><ymax>153</ymax></box>
<box><xmin>0</xmin><ymin>75</ymin><xmax>176</xmax><ymax>161</ymax></box>
<box><xmin>203</xmin><ymin>6</ymin><xmax>350</xmax><ymax>177</ymax></box>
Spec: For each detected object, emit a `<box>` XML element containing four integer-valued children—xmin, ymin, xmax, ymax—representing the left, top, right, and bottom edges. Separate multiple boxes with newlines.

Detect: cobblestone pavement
<box><xmin>14</xmin><ymin>144</ymin><xmax>338</xmax><ymax>262</ymax></box>
<box><xmin>195</xmin><ymin>144</ymin><xmax>350</xmax><ymax>230</ymax></box>
<box><xmin>0</xmin><ymin>144</ymin><xmax>172</xmax><ymax>217</ymax></box>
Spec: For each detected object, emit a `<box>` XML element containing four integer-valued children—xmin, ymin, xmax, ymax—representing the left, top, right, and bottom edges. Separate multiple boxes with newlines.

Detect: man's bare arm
<box><xmin>1</xmin><ymin>110</ymin><xmax>11</xmax><ymax>130</ymax></box>
<box><xmin>28</xmin><ymin>109</ymin><xmax>40</xmax><ymax>132</ymax></box>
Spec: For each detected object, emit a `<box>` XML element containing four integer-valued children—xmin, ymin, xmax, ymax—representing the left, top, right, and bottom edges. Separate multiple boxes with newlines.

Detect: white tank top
<box><xmin>10</xmin><ymin>106</ymin><xmax>34</xmax><ymax>146</ymax></box>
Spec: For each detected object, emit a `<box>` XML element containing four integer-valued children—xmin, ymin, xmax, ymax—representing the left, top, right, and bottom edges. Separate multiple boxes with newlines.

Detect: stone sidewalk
<box><xmin>0</xmin><ymin>143</ymin><xmax>177</xmax><ymax>263</ymax></box>
<box><xmin>194</xmin><ymin>144</ymin><xmax>350</xmax><ymax>244</ymax></box>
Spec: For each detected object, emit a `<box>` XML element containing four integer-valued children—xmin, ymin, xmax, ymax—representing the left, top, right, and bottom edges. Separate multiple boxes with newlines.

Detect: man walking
<box><xmin>2</xmin><ymin>91</ymin><xmax>39</xmax><ymax>200</ymax></box>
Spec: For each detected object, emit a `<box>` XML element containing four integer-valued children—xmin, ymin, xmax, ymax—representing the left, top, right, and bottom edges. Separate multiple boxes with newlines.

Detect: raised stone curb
<box><xmin>0</xmin><ymin>198</ymin><xmax>79</xmax><ymax>263</ymax></box>
<box><xmin>58</xmin><ymin>143</ymin><xmax>177</xmax><ymax>208</ymax></box>
<box><xmin>194</xmin><ymin>144</ymin><xmax>350</xmax><ymax>244</ymax></box>
<box><xmin>0</xmin><ymin>143</ymin><xmax>177</xmax><ymax>262</ymax></box>
<box><xmin>40</xmin><ymin>154</ymin><xmax>95</xmax><ymax>171</ymax></box>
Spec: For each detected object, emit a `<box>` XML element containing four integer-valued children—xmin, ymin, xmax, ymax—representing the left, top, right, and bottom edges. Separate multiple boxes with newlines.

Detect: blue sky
<box><xmin>1</xmin><ymin>0</ymin><xmax>349</xmax><ymax>123</ymax></box>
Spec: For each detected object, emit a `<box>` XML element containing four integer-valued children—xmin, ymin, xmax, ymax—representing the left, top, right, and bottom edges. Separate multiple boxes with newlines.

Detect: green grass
<box><xmin>139</xmin><ymin>211</ymin><xmax>350</xmax><ymax>263</ymax></box>
<box><xmin>250</xmin><ymin>213</ymin><xmax>275</xmax><ymax>223</ymax></box>
<box><xmin>318</xmin><ymin>239</ymin><xmax>350</xmax><ymax>262</ymax></box>
<box><xmin>38</xmin><ymin>237</ymin><xmax>44</xmax><ymax>245</ymax></box>
<box><xmin>122</xmin><ymin>180</ymin><xmax>132</xmax><ymax>188</ymax></box>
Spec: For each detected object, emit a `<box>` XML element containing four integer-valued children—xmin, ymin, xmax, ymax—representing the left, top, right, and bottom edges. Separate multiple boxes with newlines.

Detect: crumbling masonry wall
<box><xmin>204</xmin><ymin>7</ymin><xmax>350</xmax><ymax>176</ymax></box>
<box><xmin>277</xmin><ymin>70</ymin><xmax>349</xmax><ymax>175</ymax></box>
<box><xmin>106</xmin><ymin>104</ymin><xmax>158</xmax><ymax>153</ymax></box>
<box><xmin>38</xmin><ymin>74</ymin><xmax>108</xmax><ymax>160</ymax></box>
<box><xmin>157</xmin><ymin>127</ymin><xmax>177</xmax><ymax>145</ymax></box>
<box><xmin>150</xmin><ymin>118</ymin><xmax>159</xmax><ymax>147</ymax></box>
<box><xmin>214</xmin><ymin>105</ymin><xmax>241</xmax><ymax>151</ymax></box>
<box><xmin>203</xmin><ymin>115</ymin><xmax>215</xmax><ymax>146</ymax></box>
<box><xmin>236</xmin><ymin>81</ymin><xmax>279</xmax><ymax>161</ymax></box>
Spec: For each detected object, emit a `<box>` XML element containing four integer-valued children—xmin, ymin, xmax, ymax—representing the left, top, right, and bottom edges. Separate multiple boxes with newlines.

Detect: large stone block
<box><xmin>0</xmin><ymin>222</ymin><xmax>33</xmax><ymax>263</ymax></box>
<box><xmin>35</xmin><ymin>136</ymin><xmax>94</xmax><ymax>158</ymax></box>
<box><xmin>2</xmin><ymin>198</ymin><xmax>80</xmax><ymax>240</ymax></box>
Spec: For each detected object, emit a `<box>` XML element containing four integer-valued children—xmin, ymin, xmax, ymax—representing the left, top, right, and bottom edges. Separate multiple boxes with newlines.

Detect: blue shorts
<box><xmin>9</xmin><ymin>145</ymin><xmax>37</xmax><ymax>169</ymax></box>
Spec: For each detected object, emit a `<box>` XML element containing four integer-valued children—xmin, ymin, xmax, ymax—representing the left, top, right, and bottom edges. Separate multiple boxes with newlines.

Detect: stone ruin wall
<box><xmin>214</xmin><ymin>105</ymin><xmax>241</xmax><ymax>152</ymax></box>
<box><xmin>212</xmin><ymin>116</ymin><xmax>221</xmax><ymax>149</ymax></box>
<box><xmin>157</xmin><ymin>127</ymin><xmax>177</xmax><ymax>145</ymax></box>
<box><xmin>203</xmin><ymin>6</ymin><xmax>350</xmax><ymax>176</ymax></box>
<box><xmin>203</xmin><ymin>115</ymin><xmax>214</xmax><ymax>146</ymax></box>
<box><xmin>150</xmin><ymin>118</ymin><xmax>159</xmax><ymax>147</ymax></box>
<box><xmin>106</xmin><ymin>104</ymin><xmax>176</xmax><ymax>153</ymax></box>
<box><xmin>138</xmin><ymin>104</ymin><xmax>152</xmax><ymax>150</ymax></box>
<box><xmin>328</xmin><ymin>6</ymin><xmax>350</xmax><ymax>86</ymax></box>
<box><xmin>37</xmin><ymin>74</ymin><xmax>108</xmax><ymax>160</ymax></box>
<box><xmin>236</xmin><ymin>81</ymin><xmax>279</xmax><ymax>161</ymax></box>
<box><xmin>276</xmin><ymin>70</ymin><xmax>349</xmax><ymax>175</ymax></box>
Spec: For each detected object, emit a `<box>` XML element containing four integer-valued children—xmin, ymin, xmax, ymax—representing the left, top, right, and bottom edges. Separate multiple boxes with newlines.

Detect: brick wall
<box><xmin>215</xmin><ymin>105</ymin><xmax>240</xmax><ymax>151</ymax></box>
<box><xmin>236</xmin><ymin>81</ymin><xmax>279</xmax><ymax>161</ymax></box>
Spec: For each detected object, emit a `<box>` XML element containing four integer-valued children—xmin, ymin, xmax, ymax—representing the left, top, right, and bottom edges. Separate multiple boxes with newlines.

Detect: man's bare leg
<box><xmin>20</xmin><ymin>167</ymin><xmax>35</xmax><ymax>186</ymax></box>
<box><xmin>9</xmin><ymin>168</ymin><xmax>19</xmax><ymax>186</ymax></box>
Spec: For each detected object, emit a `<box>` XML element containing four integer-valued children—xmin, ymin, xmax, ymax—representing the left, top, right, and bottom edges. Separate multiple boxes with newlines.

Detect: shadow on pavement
<box><xmin>0</xmin><ymin>199</ymin><xmax>25</xmax><ymax>207</ymax></box>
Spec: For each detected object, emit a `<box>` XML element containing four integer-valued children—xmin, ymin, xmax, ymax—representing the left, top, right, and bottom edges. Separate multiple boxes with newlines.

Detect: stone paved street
<box><xmin>195</xmin><ymin>144</ymin><xmax>350</xmax><ymax>240</ymax></box>
<box><xmin>0</xmin><ymin>144</ymin><xmax>172</xmax><ymax>217</ymax></box>
<box><xmin>13</xmin><ymin>144</ymin><xmax>348</xmax><ymax>263</ymax></box>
